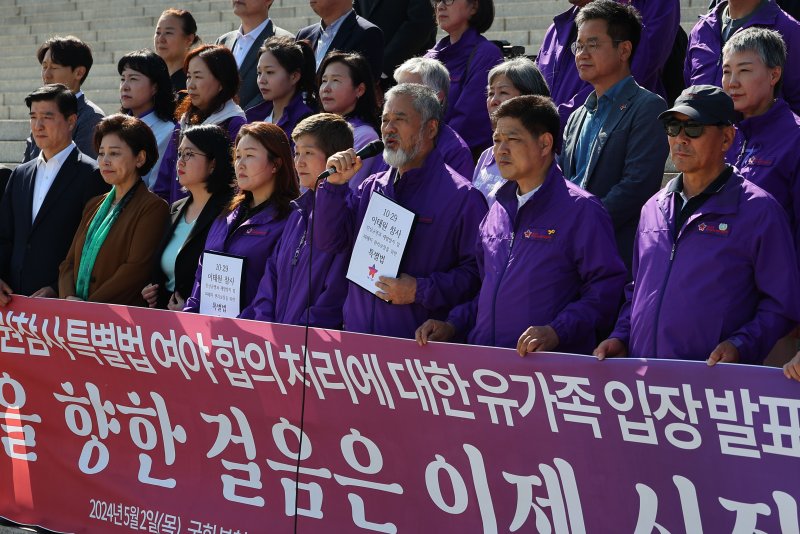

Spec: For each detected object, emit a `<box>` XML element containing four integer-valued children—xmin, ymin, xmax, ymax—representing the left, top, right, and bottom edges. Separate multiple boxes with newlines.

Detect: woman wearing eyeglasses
<box><xmin>141</xmin><ymin>125</ymin><xmax>234</xmax><ymax>310</ymax></box>
<box><xmin>424</xmin><ymin>0</ymin><xmax>503</xmax><ymax>160</ymax></box>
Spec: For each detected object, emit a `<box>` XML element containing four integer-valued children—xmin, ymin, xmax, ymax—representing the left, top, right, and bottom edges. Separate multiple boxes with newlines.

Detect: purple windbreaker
<box><xmin>240</xmin><ymin>190</ymin><xmax>349</xmax><ymax>328</ymax></box>
<box><xmin>184</xmin><ymin>202</ymin><xmax>288</xmax><ymax>315</ymax></box>
<box><xmin>448</xmin><ymin>162</ymin><xmax>626</xmax><ymax>353</ymax></box>
<box><xmin>314</xmin><ymin>149</ymin><xmax>488</xmax><ymax>339</ymax></box>
<box><xmin>611</xmin><ymin>171</ymin><xmax>800</xmax><ymax>363</ymax></box>
<box><xmin>685</xmin><ymin>0</ymin><xmax>800</xmax><ymax>114</ymax></box>
<box><xmin>425</xmin><ymin>27</ymin><xmax>503</xmax><ymax>153</ymax></box>
<box><xmin>244</xmin><ymin>91</ymin><xmax>315</xmax><ymax>141</ymax></box>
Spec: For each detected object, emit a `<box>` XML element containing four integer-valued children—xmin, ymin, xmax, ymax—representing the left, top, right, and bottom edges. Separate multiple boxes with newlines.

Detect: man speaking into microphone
<box><xmin>314</xmin><ymin>83</ymin><xmax>488</xmax><ymax>338</ymax></box>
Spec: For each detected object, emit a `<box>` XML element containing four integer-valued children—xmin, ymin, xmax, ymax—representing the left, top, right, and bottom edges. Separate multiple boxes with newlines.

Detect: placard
<box><xmin>346</xmin><ymin>192</ymin><xmax>415</xmax><ymax>296</ymax></box>
<box><xmin>198</xmin><ymin>251</ymin><xmax>244</xmax><ymax>317</ymax></box>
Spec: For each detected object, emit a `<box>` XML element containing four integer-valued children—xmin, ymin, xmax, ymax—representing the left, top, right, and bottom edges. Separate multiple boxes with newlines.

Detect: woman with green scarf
<box><xmin>59</xmin><ymin>114</ymin><xmax>170</xmax><ymax>305</ymax></box>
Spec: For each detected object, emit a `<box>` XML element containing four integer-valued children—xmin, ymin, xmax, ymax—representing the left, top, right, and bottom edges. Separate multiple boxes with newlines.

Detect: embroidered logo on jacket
<box><xmin>523</xmin><ymin>228</ymin><xmax>556</xmax><ymax>241</ymax></box>
<box><xmin>697</xmin><ymin>222</ymin><xmax>730</xmax><ymax>236</ymax></box>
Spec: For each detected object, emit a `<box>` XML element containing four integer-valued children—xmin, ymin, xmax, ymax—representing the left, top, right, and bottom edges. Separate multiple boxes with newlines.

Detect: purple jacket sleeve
<box><xmin>727</xmin><ymin>205</ymin><xmax>800</xmax><ymax>363</ymax></box>
<box><xmin>446</xmin><ymin>222</ymin><xmax>485</xmax><ymax>339</ymax></box>
<box><xmin>313</xmin><ymin>180</ymin><xmax>363</xmax><ymax>254</ymax></box>
<box><xmin>240</xmin><ymin>249</ymin><xmax>278</xmax><ymax>322</ymax></box>
<box><xmin>414</xmin><ymin>188</ymin><xmax>487</xmax><ymax>311</ymax></box>
<box><xmin>609</xmin><ymin>223</ymin><xmax>642</xmax><ymax>348</ymax></box>
<box><xmin>548</xmin><ymin>199</ymin><xmax>627</xmax><ymax>349</ymax></box>
<box><xmin>631</xmin><ymin>0</ymin><xmax>680</xmax><ymax>95</ymax></box>
<box><xmin>183</xmin><ymin>256</ymin><xmax>203</xmax><ymax>314</ymax></box>
<box><xmin>307</xmin><ymin>250</ymin><xmax>349</xmax><ymax>329</ymax></box>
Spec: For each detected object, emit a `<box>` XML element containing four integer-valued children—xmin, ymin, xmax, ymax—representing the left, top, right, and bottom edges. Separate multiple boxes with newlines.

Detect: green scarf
<box><xmin>75</xmin><ymin>183</ymin><xmax>137</xmax><ymax>299</ymax></box>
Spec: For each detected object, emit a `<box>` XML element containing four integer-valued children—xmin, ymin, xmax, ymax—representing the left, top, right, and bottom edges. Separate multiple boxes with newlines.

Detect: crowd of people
<box><xmin>1</xmin><ymin>0</ymin><xmax>800</xmax><ymax>382</ymax></box>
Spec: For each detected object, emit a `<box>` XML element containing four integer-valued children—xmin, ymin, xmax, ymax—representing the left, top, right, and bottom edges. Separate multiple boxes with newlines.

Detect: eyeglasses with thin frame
<box><xmin>570</xmin><ymin>39</ymin><xmax>624</xmax><ymax>56</ymax></box>
<box><xmin>433</xmin><ymin>0</ymin><xmax>457</xmax><ymax>5</ymax></box>
<box><xmin>663</xmin><ymin>120</ymin><xmax>712</xmax><ymax>139</ymax></box>
<box><xmin>177</xmin><ymin>149</ymin><xmax>209</xmax><ymax>162</ymax></box>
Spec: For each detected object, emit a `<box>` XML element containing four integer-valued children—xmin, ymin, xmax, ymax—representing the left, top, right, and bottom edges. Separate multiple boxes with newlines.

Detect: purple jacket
<box><xmin>240</xmin><ymin>191</ymin><xmax>349</xmax><ymax>328</ymax></box>
<box><xmin>184</xmin><ymin>202</ymin><xmax>288</xmax><ymax>315</ymax></box>
<box><xmin>611</xmin><ymin>170</ymin><xmax>800</xmax><ymax>363</ymax></box>
<box><xmin>472</xmin><ymin>147</ymin><xmax>504</xmax><ymax>207</ymax></box>
<box><xmin>537</xmin><ymin>0</ymin><xmax>679</xmax><ymax>127</ymax></box>
<box><xmin>244</xmin><ymin>92</ymin><xmax>315</xmax><ymax>141</ymax></box>
<box><xmin>314</xmin><ymin>149</ymin><xmax>488</xmax><ymax>339</ymax></box>
<box><xmin>685</xmin><ymin>0</ymin><xmax>800</xmax><ymax>114</ymax></box>
<box><xmin>726</xmin><ymin>98</ymin><xmax>800</xmax><ymax>249</ymax></box>
<box><xmin>348</xmin><ymin>117</ymin><xmax>384</xmax><ymax>191</ymax></box>
<box><xmin>425</xmin><ymin>28</ymin><xmax>503</xmax><ymax>153</ymax></box>
<box><xmin>374</xmin><ymin>123</ymin><xmax>473</xmax><ymax>179</ymax></box>
<box><xmin>448</xmin><ymin>163</ymin><xmax>626</xmax><ymax>352</ymax></box>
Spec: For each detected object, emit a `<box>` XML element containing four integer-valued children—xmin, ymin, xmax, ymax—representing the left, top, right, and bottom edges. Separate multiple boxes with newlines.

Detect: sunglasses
<box><xmin>663</xmin><ymin>120</ymin><xmax>710</xmax><ymax>139</ymax></box>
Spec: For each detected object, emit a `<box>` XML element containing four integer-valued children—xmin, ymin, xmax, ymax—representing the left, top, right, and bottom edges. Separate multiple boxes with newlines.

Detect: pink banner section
<box><xmin>0</xmin><ymin>296</ymin><xmax>798</xmax><ymax>533</ymax></box>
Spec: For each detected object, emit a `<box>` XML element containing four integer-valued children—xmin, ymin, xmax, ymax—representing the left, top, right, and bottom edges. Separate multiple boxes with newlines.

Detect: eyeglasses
<box><xmin>177</xmin><ymin>149</ymin><xmax>209</xmax><ymax>162</ymax></box>
<box><xmin>663</xmin><ymin>120</ymin><xmax>710</xmax><ymax>139</ymax></box>
<box><xmin>433</xmin><ymin>0</ymin><xmax>457</xmax><ymax>5</ymax></box>
<box><xmin>570</xmin><ymin>39</ymin><xmax>624</xmax><ymax>56</ymax></box>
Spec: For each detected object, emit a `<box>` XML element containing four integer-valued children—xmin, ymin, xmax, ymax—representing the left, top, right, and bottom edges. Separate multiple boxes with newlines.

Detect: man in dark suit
<box><xmin>559</xmin><ymin>1</ymin><xmax>668</xmax><ymax>274</ymax></box>
<box><xmin>296</xmin><ymin>0</ymin><xmax>384</xmax><ymax>81</ymax></box>
<box><xmin>0</xmin><ymin>166</ymin><xmax>11</xmax><ymax>204</ymax></box>
<box><xmin>216</xmin><ymin>0</ymin><xmax>293</xmax><ymax>110</ymax></box>
<box><xmin>23</xmin><ymin>36</ymin><xmax>104</xmax><ymax>162</ymax></box>
<box><xmin>0</xmin><ymin>85</ymin><xmax>108</xmax><ymax>305</ymax></box>
<box><xmin>354</xmin><ymin>0</ymin><xmax>436</xmax><ymax>87</ymax></box>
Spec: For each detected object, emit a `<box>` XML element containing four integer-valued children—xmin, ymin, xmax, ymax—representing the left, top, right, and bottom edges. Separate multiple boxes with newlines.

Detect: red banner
<box><xmin>0</xmin><ymin>296</ymin><xmax>799</xmax><ymax>533</ymax></box>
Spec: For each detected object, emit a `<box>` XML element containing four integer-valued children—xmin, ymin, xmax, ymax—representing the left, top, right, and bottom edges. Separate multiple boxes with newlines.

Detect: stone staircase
<box><xmin>0</xmin><ymin>0</ymin><xmax>709</xmax><ymax>167</ymax></box>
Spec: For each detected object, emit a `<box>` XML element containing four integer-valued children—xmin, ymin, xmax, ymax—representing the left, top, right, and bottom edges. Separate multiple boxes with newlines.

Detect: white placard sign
<box><xmin>199</xmin><ymin>251</ymin><xmax>245</xmax><ymax>318</ymax></box>
<box><xmin>346</xmin><ymin>192</ymin><xmax>415</xmax><ymax>296</ymax></box>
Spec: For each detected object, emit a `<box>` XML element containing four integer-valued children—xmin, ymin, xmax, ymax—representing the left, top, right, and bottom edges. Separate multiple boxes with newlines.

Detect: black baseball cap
<box><xmin>658</xmin><ymin>85</ymin><xmax>736</xmax><ymax>125</ymax></box>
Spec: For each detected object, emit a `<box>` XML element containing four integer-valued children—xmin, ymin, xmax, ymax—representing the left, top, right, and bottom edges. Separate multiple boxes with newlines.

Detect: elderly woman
<box><xmin>473</xmin><ymin>57</ymin><xmax>551</xmax><ymax>205</ymax></box>
<box><xmin>59</xmin><ymin>114</ymin><xmax>169</xmax><ymax>305</ymax></box>
<box><xmin>425</xmin><ymin>0</ymin><xmax>503</xmax><ymax>158</ymax></box>
<box><xmin>141</xmin><ymin>124</ymin><xmax>234</xmax><ymax>310</ymax></box>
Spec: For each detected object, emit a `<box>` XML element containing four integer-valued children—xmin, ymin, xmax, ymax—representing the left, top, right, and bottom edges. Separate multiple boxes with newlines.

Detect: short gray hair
<box><xmin>488</xmin><ymin>57</ymin><xmax>550</xmax><ymax>97</ymax></box>
<box><xmin>393</xmin><ymin>57</ymin><xmax>451</xmax><ymax>110</ymax></box>
<box><xmin>723</xmin><ymin>27</ymin><xmax>786</xmax><ymax>93</ymax></box>
<box><xmin>384</xmin><ymin>83</ymin><xmax>442</xmax><ymax>125</ymax></box>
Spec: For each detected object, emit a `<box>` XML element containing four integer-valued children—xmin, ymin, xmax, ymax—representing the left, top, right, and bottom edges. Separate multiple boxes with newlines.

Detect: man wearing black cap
<box><xmin>595</xmin><ymin>85</ymin><xmax>800</xmax><ymax>365</ymax></box>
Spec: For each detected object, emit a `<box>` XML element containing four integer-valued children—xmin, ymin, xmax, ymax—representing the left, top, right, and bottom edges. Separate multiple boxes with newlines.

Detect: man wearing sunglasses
<box><xmin>594</xmin><ymin>85</ymin><xmax>800</xmax><ymax>365</ymax></box>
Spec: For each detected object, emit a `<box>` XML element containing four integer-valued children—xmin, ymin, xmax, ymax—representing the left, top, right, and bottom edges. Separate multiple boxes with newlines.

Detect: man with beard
<box><xmin>314</xmin><ymin>83</ymin><xmax>488</xmax><ymax>338</ymax></box>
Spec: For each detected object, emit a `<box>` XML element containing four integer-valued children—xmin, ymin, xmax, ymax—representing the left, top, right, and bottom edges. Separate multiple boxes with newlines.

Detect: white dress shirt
<box><xmin>32</xmin><ymin>142</ymin><xmax>76</xmax><ymax>223</ymax></box>
<box><xmin>232</xmin><ymin>18</ymin><xmax>271</xmax><ymax>67</ymax></box>
<box><xmin>314</xmin><ymin>9</ymin><xmax>353</xmax><ymax>68</ymax></box>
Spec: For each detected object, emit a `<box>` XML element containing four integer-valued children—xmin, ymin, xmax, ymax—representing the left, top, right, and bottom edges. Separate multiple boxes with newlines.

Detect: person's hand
<box><xmin>324</xmin><ymin>149</ymin><xmax>362</xmax><ymax>185</ymax></box>
<box><xmin>707</xmin><ymin>340</ymin><xmax>740</xmax><ymax>366</ymax></box>
<box><xmin>375</xmin><ymin>273</ymin><xmax>416</xmax><ymax>305</ymax></box>
<box><xmin>517</xmin><ymin>325</ymin><xmax>559</xmax><ymax>356</ymax></box>
<box><xmin>65</xmin><ymin>296</ymin><xmax>84</xmax><ymax>302</ymax></box>
<box><xmin>30</xmin><ymin>286</ymin><xmax>57</xmax><ymax>299</ymax></box>
<box><xmin>0</xmin><ymin>279</ymin><xmax>12</xmax><ymax>306</ymax></box>
<box><xmin>593</xmin><ymin>338</ymin><xmax>628</xmax><ymax>360</ymax></box>
<box><xmin>167</xmin><ymin>292</ymin><xmax>185</xmax><ymax>312</ymax></box>
<box><xmin>415</xmin><ymin>320</ymin><xmax>456</xmax><ymax>346</ymax></box>
<box><xmin>142</xmin><ymin>283</ymin><xmax>159</xmax><ymax>308</ymax></box>
<box><xmin>784</xmin><ymin>352</ymin><xmax>800</xmax><ymax>382</ymax></box>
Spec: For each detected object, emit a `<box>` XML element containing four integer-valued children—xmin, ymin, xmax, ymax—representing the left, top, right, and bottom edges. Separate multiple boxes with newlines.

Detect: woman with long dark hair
<box><xmin>246</xmin><ymin>36</ymin><xmax>317</xmax><ymax>140</ymax></box>
<box><xmin>184</xmin><ymin>122</ymin><xmax>298</xmax><ymax>316</ymax></box>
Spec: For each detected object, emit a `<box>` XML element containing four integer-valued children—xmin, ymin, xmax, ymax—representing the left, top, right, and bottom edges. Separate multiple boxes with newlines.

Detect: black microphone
<box><xmin>315</xmin><ymin>140</ymin><xmax>385</xmax><ymax>183</ymax></box>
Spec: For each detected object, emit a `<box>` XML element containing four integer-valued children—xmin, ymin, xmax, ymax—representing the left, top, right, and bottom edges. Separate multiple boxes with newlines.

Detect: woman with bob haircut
<box><xmin>118</xmin><ymin>49</ymin><xmax>177</xmax><ymax>192</ymax></box>
<box><xmin>153</xmin><ymin>8</ymin><xmax>200</xmax><ymax>94</ymax></box>
<box><xmin>425</xmin><ymin>0</ymin><xmax>503</xmax><ymax>158</ymax></box>
<box><xmin>184</xmin><ymin>122</ymin><xmax>298</xmax><ymax>316</ymax></box>
<box><xmin>318</xmin><ymin>51</ymin><xmax>382</xmax><ymax>190</ymax></box>
<box><xmin>142</xmin><ymin>124</ymin><xmax>235</xmax><ymax>310</ymax></box>
<box><xmin>59</xmin><ymin>114</ymin><xmax>169</xmax><ymax>305</ymax></box>
<box><xmin>245</xmin><ymin>36</ymin><xmax>318</xmax><ymax>141</ymax></box>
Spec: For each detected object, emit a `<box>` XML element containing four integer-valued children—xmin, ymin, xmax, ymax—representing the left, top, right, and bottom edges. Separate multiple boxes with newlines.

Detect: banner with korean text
<box><xmin>0</xmin><ymin>296</ymin><xmax>798</xmax><ymax>533</ymax></box>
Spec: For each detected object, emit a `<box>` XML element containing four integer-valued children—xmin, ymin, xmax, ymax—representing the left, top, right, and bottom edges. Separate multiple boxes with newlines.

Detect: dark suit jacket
<box><xmin>354</xmin><ymin>0</ymin><xmax>435</xmax><ymax>78</ymax></box>
<box><xmin>0</xmin><ymin>148</ymin><xmax>108</xmax><ymax>295</ymax></box>
<box><xmin>560</xmin><ymin>77</ymin><xmax>669</xmax><ymax>274</ymax></box>
<box><xmin>151</xmin><ymin>191</ymin><xmax>231</xmax><ymax>308</ymax></box>
<box><xmin>59</xmin><ymin>182</ymin><xmax>169</xmax><ymax>306</ymax></box>
<box><xmin>296</xmin><ymin>10</ymin><xmax>384</xmax><ymax>81</ymax></box>
<box><xmin>0</xmin><ymin>166</ymin><xmax>10</xmax><ymax>204</ymax></box>
<box><xmin>23</xmin><ymin>94</ymin><xmax>104</xmax><ymax>162</ymax></box>
<box><xmin>216</xmin><ymin>19</ymin><xmax>294</xmax><ymax>110</ymax></box>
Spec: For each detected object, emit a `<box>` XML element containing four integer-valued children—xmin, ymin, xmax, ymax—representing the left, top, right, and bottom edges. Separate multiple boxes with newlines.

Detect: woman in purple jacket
<box><xmin>245</xmin><ymin>36</ymin><xmax>318</xmax><ymax>141</ymax></box>
<box><xmin>184</xmin><ymin>122</ymin><xmax>299</xmax><ymax>315</ymax></box>
<box><xmin>318</xmin><ymin>51</ymin><xmax>383</xmax><ymax>191</ymax></box>
<box><xmin>241</xmin><ymin>113</ymin><xmax>353</xmax><ymax>327</ymax></box>
<box><xmin>425</xmin><ymin>0</ymin><xmax>503</xmax><ymax>159</ymax></box>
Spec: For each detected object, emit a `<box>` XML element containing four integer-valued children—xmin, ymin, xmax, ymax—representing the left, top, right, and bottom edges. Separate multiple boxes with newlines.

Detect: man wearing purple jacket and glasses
<box><xmin>595</xmin><ymin>85</ymin><xmax>800</xmax><ymax>365</ymax></box>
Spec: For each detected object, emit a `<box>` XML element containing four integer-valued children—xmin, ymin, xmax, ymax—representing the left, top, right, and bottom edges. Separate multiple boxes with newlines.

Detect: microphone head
<box><xmin>358</xmin><ymin>140</ymin><xmax>385</xmax><ymax>159</ymax></box>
